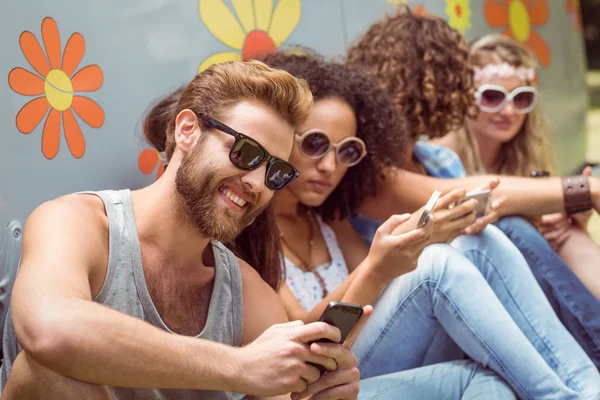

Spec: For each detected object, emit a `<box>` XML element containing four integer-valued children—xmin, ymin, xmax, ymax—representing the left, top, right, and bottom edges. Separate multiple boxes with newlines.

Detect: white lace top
<box><xmin>283</xmin><ymin>214</ymin><xmax>349</xmax><ymax>311</ymax></box>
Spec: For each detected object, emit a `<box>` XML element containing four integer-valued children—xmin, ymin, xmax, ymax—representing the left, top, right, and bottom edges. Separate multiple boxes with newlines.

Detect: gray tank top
<box><xmin>1</xmin><ymin>189</ymin><xmax>245</xmax><ymax>399</ymax></box>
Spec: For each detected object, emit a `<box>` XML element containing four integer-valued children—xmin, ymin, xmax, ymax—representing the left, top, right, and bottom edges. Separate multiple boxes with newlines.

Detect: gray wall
<box><xmin>0</xmin><ymin>0</ymin><xmax>589</xmax><ymax>232</ymax></box>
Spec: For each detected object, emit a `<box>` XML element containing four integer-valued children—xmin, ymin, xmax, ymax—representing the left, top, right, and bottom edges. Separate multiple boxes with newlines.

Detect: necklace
<box><xmin>279</xmin><ymin>208</ymin><xmax>329</xmax><ymax>296</ymax></box>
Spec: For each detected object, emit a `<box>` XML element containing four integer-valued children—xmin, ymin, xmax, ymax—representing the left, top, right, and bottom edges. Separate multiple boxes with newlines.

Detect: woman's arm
<box><xmin>361</xmin><ymin>167</ymin><xmax>600</xmax><ymax>220</ymax></box>
<box><xmin>279</xmin><ymin>216</ymin><xmax>431</xmax><ymax>324</ymax></box>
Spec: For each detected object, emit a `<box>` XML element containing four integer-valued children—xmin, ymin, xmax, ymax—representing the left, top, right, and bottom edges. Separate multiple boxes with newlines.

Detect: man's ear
<box><xmin>174</xmin><ymin>109</ymin><xmax>201</xmax><ymax>153</ymax></box>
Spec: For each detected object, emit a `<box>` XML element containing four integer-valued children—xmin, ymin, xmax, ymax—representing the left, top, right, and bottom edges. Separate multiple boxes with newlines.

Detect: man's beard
<box><xmin>175</xmin><ymin>143</ymin><xmax>267</xmax><ymax>243</ymax></box>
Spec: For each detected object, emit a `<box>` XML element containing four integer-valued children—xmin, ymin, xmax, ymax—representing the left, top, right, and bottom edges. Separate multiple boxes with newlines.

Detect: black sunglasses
<box><xmin>204</xmin><ymin>117</ymin><xmax>300</xmax><ymax>191</ymax></box>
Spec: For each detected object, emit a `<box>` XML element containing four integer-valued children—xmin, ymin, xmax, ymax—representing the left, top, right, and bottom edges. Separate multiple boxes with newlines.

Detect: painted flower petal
<box><xmin>502</xmin><ymin>27</ymin><xmax>514</xmax><ymax>39</ymax></box>
<box><xmin>62</xmin><ymin>109</ymin><xmax>86</xmax><ymax>158</ymax></box>
<box><xmin>528</xmin><ymin>30</ymin><xmax>550</xmax><ymax>67</ymax></box>
<box><xmin>8</xmin><ymin>67</ymin><xmax>45</xmax><ymax>96</ymax></box>
<box><xmin>41</xmin><ymin>108</ymin><xmax>61</xmax><ymax>159</ymax></box>
<box><xmin>41</xmin><ymin>17</ymin><xmax>61</xmax><ymax>69</ymax></box>
<box><xmin>528</xmin><ymin>0</ymin><xmax>549</xmax><ymax>26</ymax></box>
<box><xmin>16</xmin><ymin>97</ymin><xmax>50</xmax><ymax>134</ymax></box>
<box><xmin>156</xmin><ymin>163</ymin><xmax>166</xmax><ymax>179</ymax></box>
<box><xmin>71</xmin><ymin>65</ymin><xmax>103</xmax><ymax>92</ymax></box>
<box><xmin>484</xmin><ymin>1</ymin><xmax>509</xmax><ymax>27</ymax></box>
<box><xmin>62</xmin><ymin>32</ymin><xmax>86</xmax><ymax>77</ymax></box>
<box><xmin>138</xmin><ymin>148</ymin><xmax>159</xmax><ymax>175</ymax></box>
<box><xmin>198</xmin><ymin>51</ymin><xmax>242</xmax><ymax>73</ymax></box>
<box><xmin>19</xmin><ymin>31</ymin><xmax>50</xmax><ymax>76</ymax></box>
<box><xmin>413</xmin><ymin>5</ymin><xmax>428</xmax><ymax>16</ymax></box>
<box><xmin>71</xmin><ymin>96</ymin><xmax>105</xmax><ymax>128</ymax></box>
<box><xmin>199</xmin><ymin>0</ymin><xmax>246</xmax><ymax>50</ymax></box>
<box><xmin>231</xmin><ymin>0</ymin><xmax>255</xmax><ymax>33</ymax></box>
<box><xmin>254</xmin><ymin>0</ymin><xmax>274</xmax><ymax>31</ymax></box>
<box><xmin>520</xmin><ymin>0</ymin><xmax>533</xmax><ymax>7</ymax></box>
<box><xmin>269</xmin><ymin>0</ymin><xmax>301</xmax><ymax>46</ymax></box>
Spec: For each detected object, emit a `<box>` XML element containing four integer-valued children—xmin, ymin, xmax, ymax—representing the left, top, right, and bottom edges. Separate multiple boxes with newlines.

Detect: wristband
<box><xmin>562</xmin><ymin>175</ymin><xmax>592</xmax><ymax>215</ymax></box>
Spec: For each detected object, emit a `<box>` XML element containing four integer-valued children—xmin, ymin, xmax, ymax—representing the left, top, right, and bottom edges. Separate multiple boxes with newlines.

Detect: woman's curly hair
<box><xmin>261</xmin><ymin>51</ymin><xmax>408</xmax><ymax>221</ymax></box>
<box><xmin>346</xmin><ymin>6</ymin><xmax>478</xmax><ymax>139</ymax></box>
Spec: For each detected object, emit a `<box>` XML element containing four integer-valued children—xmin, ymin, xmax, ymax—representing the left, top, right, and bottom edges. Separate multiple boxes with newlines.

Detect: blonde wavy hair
<box><xmin>456</xmin><ymin>34</ymin><xmax>555</xmax><ymax>176</ymax></box>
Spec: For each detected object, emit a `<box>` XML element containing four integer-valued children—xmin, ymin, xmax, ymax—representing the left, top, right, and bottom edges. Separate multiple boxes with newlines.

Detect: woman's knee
<box><xmin>418</xmin><ymin>243</ymin><xmax>484</xmax><ymax>284</ymax></box>
<box><xmin>3</xmin><ymin>351</ymin><xmax>111</xmax><ymax>400</ymax></box>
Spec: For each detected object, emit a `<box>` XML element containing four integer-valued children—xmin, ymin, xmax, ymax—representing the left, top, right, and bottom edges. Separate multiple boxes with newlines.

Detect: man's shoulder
<box><xmin>28</xmin><ymin>193</ymin><xmax>107</xmax><ymax>227</ymax></box>
<box><xmin>24</xmin><ymin>193</ymin><xmax>109</xmax><ymax>248</ymax></box>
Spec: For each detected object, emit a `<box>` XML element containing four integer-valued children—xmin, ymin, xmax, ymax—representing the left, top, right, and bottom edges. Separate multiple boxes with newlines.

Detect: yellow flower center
<box><xmin>44</xmin><ymin>69</ymin><xmax>73</xmax><ymax>111</ymax></box>
<box><xmin>509</xmin><ymin>0</ymin><xmax>530</xmax><ymax>43</ymax></box>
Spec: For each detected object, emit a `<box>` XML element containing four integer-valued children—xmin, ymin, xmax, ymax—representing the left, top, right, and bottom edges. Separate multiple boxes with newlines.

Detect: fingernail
<box><xmin>492</xmin><ymin>201</ymin><xmax>499</xmax><ymax>208</ymax></box>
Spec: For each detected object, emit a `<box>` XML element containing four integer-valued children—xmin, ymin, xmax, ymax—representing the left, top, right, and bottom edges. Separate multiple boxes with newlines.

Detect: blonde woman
<box><xmin>436</xmin><ymin>34</ymin><xmax>600</xmax><ymax>301</ymax></box>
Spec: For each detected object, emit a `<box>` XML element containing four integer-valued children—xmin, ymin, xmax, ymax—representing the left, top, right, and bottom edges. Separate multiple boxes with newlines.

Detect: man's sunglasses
<box><xmin>475</xmin><ymin>84</ymin><xmax>538</xmax><ymax>115</ymax></box>
<box><xmin>295</xmin><ymin>129</ymin><xmax>367</xmax><ymax>167</ymax></box>
<box><xmin>204</xmin><ymin>117</ymin><xmax>300</xmax><ymax>191</ymax></box>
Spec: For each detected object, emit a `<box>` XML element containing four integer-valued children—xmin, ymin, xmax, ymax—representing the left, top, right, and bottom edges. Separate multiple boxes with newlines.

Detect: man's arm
<box><xmin>361</xmin><ymin>168</ymin><xmax>600</xmax><ymax>219</ymax></box>
<box><xmin>237</xmin><ymin>261</ymin><xmax>361</xmax><ymax>400</ymax></box>
<box><xmin>11</xmin><ymin>197</ymin><xmax>243</xmax><ymax>392</ymax></box>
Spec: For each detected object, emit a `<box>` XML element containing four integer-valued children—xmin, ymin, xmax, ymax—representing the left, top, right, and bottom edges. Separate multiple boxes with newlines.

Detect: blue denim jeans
<box><xmin>494</xmin><ymin>216</ymin><xmax>600</xmax><ymax>368</ymax></box>
<box><xmin>359</xmin><ymin>360</ymin><xmax>515</xmax><ymax>400</ymax></box>
<box><xmin>351</xmin><ymin>239</ymin><xmax>600</xmax><ymax>399</ymax></box>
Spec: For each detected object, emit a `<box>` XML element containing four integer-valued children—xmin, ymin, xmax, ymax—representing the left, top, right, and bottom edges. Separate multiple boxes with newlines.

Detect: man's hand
<box><xmin>292</xmin><ymin>306</ymin><xmax>373</xmax><ymax>400</ymax></box>
<box><xmin>235</xmin><ymin>321</ymin><xmax>342</xmax><ymax>397</ymax></box>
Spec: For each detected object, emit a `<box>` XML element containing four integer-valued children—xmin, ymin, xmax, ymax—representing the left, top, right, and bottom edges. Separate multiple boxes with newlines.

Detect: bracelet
<box><xmin>562</xmin><ymin>175</ymin><xmax>592</xmax><ymax>215</ymax></box>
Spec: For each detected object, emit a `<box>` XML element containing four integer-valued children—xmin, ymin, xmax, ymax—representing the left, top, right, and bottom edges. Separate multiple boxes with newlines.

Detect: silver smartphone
<box><xmin>458</xmin><ymin>188</ymin><xmax>491</xmax><ymax>218</ymax></box>
<box><xmin>417</xmin><ymin>190</ymin><xmax>442</xmax><ymax>228</ymax></box>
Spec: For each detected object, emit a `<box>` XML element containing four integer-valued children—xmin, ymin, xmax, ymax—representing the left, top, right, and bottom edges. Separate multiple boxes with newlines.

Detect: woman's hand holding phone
<box><xmin>462</xmin><ymin>177</ymin><xmax>507</xmax><ymax>235</ymax></box>
<box><xmin>424</xmin><ymin>188</ymin><xmax>478</xmax><ymax>244</ymax></box>
<box><xmin>364</xmin><ymin>213</ymin><xmax>432</xmax><ymax>283</ymax></box>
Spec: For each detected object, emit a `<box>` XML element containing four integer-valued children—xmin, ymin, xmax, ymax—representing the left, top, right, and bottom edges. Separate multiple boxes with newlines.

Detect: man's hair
<box><xmin>346</xmin><ymin>6</ymin><xmax>478</xmax><ymax>139</ymax></box>
<box><xmin>161</xmin><ymin>60</ymin><xmax>313</xmax><ymax>160</ymax></box>
<box><xmin>261</xmin><ymin>51</ymin><xmax>407</xmax><ymax>221</ymax></box>
<box><xmin>141</xmin><ymin>60</ymin><xmax>313</xmax><ymax>291</ymax></box>
<box><xmin>455</xmin><ymin>34</ymin><xmax>554</xmax><ymax>176</ymax></box>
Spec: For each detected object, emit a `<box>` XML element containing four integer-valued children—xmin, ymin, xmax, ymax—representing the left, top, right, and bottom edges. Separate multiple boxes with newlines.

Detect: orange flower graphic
<box><xmin>484</xmin><ymin>0</ymin><xmax>550</xmax><ymax>67</ymax></box>
<box><xmin>566</xmin><ymin>0</ymin><xmax>581</xmax><ymax>31</ymax></box>
<box><xmin>138</xmin><ymin>149</ymin><xmax>166</xmax><ymax>179</ymax></box>
<box><xmin>8</xmin><ymin>17</ymin><xmax>104</xmax><ymax>159</ymax></box>
<box><xmin>198</xmin><ymin>0</ymin><xmax>301</xmax><ymax>72</ymax></box>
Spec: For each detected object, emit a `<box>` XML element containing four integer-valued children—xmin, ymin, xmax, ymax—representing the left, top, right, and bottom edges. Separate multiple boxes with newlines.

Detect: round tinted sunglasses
<box><xmin>204</xmin><ymin>117</ymin><xmax>299</xmax><ymax>191</ymax></box>
<box><xmin>475</xmin><ymin>84</ymin><xmax>538</xmax><ymax>114</ymax></box>
<box><xmin>295</xmin><ymin>129</ymin><xmax>367</xmax><ymax>167</ymax></box>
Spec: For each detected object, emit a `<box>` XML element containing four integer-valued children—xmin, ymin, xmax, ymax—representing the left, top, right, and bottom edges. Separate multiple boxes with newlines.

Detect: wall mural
<box><xmin>566</xmin><ymin>0</ymin><xmax>581</xmax><ymax>32</ymax></box>
<box><xmin>446</xmin><ymin>0</ymin><xmax>472</xmax><ymax>35</ymax></box>
<box><xmin>197</xmin><ymin>0</ymin><xmax>302</xmax><ymax>72</ymax></box>
<box><xmin>8</xmin><ymin>17</ymin><xmax>104</xmax><ymax>159</ymax></box>
<box><xmin>138</xmin><ymin>148</ymin><xmax>166</xmax><ymax>180</ymax></box>
<box><xmin>484</xmin><ymin>0</ymin><xmax>550</xmax><ymax>67</ymax></box>
<box><xmin>1</xmin><ymin>0</ymin><xmax>587</xmax><ymax>238</ymax></box>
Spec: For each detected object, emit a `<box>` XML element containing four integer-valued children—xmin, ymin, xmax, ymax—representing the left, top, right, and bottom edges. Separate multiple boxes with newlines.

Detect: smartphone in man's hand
<box><xmin>308</xmin><ymin>302</ymin><xmax>363</xmax><ymax>374</ymax></box>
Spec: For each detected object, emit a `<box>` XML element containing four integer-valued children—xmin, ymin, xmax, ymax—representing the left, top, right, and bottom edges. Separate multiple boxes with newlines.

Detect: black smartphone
<box><xmin>308</xmin><ymin>302</ymin><xmax>363</xmax><ymax>374</ymax></box>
